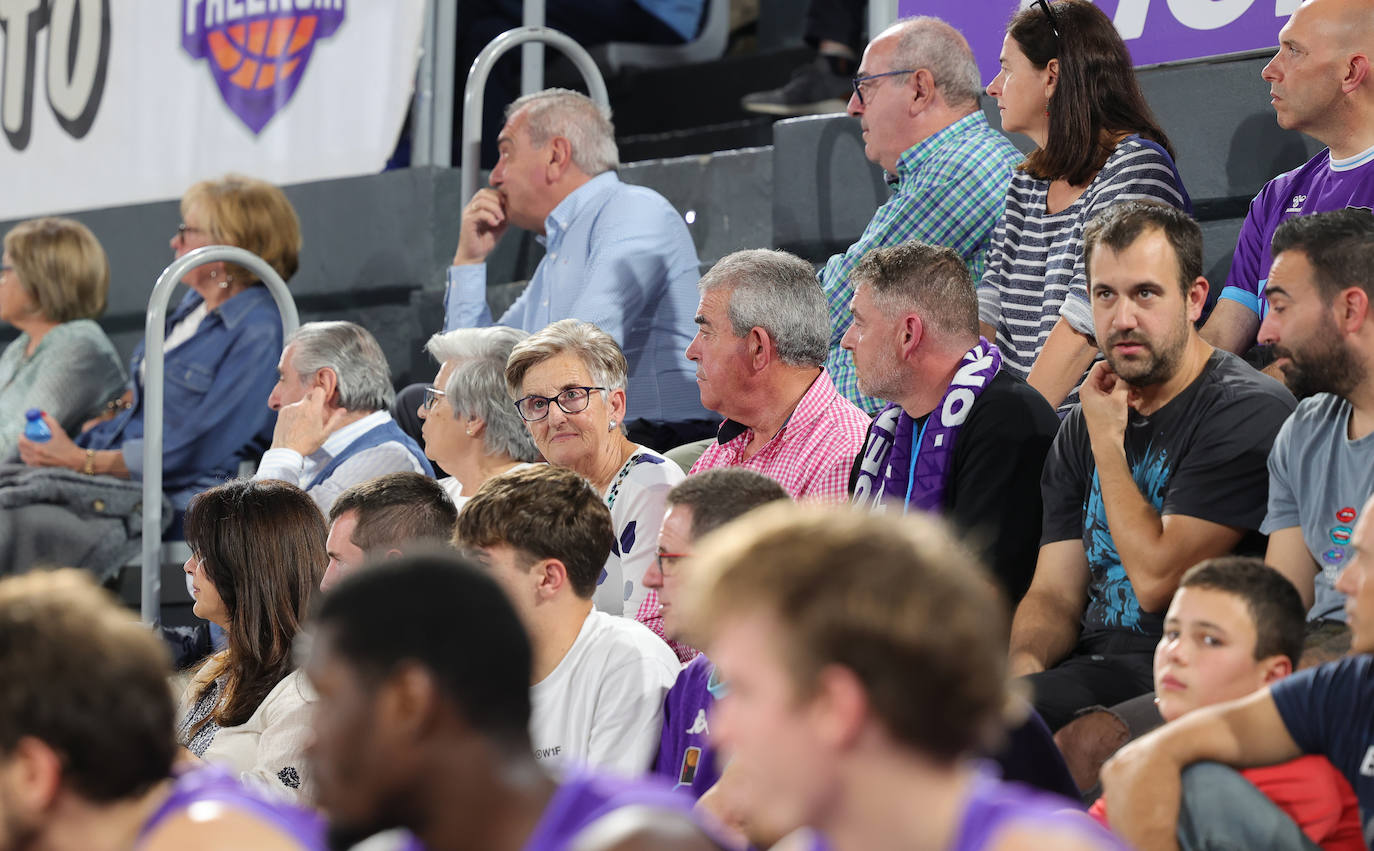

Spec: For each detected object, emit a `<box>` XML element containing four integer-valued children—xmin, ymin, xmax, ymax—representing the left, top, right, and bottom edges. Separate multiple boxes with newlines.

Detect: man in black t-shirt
<box><xmin>843</xmin><ymin>241</ymin><xmax>1060</xmax><ymax>603</ymax></box>
<box><xmin>1102</xmin><ymin>490</ymin><xmax>1374</xmax><ymax>847</ymax></box>
<box><xmin>1010</xmin><ymin>202</ymin><xmax>1296</xmax><ymax>731</ymax></box>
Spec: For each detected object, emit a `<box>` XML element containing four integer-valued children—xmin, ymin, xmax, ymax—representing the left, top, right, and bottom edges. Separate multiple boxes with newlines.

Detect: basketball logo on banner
<box><xmin>182</xmin><ymin>0</ymin><xmax>346</xmax><ymax>134</ymax></box>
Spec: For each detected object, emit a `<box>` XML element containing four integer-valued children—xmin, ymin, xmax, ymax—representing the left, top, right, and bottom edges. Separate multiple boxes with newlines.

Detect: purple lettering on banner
<box><xmin>897</xmin><ymin>0</ymin><xmax>1292</xmax><ymax>87</ymax></box>
<box><xmin>181</xmin><ymin>1</ymin><xmax>346</xmax><ymax>134</ymax></box>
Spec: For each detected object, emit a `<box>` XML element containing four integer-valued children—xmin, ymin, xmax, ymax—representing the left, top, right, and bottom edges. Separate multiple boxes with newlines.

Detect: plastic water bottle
<box><xmin>23</xmin><ymin>409</ymin><xmax>51</xmax><ymax>442</ymax></box>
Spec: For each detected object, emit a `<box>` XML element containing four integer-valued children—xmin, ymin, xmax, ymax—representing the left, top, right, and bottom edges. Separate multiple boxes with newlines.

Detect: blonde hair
<box><xmin>3</xmin><ymin>217</ymin><xmax>109</xmax><ymax>323</ymax></box>
<box><xmin>181</xmin><ymin>174</ymin><xmax>301</xmax><ymax>284</ymax></box>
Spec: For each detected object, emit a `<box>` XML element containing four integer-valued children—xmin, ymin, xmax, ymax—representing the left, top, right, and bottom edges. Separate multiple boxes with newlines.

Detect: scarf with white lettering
<box><xmin>852</xmin><ymin>338</ymin><xmax>1001</xmax><ymax>512</ymax></box>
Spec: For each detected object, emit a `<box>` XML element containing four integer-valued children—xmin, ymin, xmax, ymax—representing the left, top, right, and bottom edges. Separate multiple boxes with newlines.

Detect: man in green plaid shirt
<box><xmin>825</xmin><ymin>17</ymin><xmax>1022</xmax><ymax>413</ymax></box>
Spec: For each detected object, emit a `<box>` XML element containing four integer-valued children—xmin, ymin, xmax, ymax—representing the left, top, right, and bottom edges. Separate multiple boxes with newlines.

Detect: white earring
<box><xmin>608</xmin><ymin>420</ymin><xmax>617</xmax><ymax>431</ymax></box>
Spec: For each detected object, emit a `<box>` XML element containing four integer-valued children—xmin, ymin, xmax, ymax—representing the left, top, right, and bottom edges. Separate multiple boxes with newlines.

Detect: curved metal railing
<box><xmin>140</xmin><ymin>246</ymin><xmax>299</xmax><ymax>623</ymax></box>
<box><xmin>460</xmin><ymin>27</ymin><xmax>610</xmax><ymax>205</ymax></box>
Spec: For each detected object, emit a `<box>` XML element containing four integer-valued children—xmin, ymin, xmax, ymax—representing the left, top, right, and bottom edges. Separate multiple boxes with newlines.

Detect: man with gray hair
<box><xmin>257</xmin><ymin>320</ymin><xmax>432</xmax><ymax>514</ymax></box>
<box><xmin>686</xmin><ymin>249</ymin><xmax>870</xmax><ymax>503</ymax></box>
<box><xmin>843</xmin><ymin>241</ymin><xmax>1059</xmax><ymax>602</ymax></box>
<box><xmin>443</xmin><ymin>88</ymin><xmax>712</xmax><ymax>450</ymax></box>
<box><xmin>822</xmin><ymin>17</ymin><xmax>1022</xmax><ymax>413</ymax></box>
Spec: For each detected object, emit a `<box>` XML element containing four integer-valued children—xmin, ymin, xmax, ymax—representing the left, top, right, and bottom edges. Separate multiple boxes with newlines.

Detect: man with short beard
<box><xmin>1010</xmin><ymin>201</ymin><xmax>1295</xmax><ymax>731</ymax></box>
<box><xmin>1260</xmin><ymin>209</ymin><xmax>1374</xmax><ymax>638</ymax></box>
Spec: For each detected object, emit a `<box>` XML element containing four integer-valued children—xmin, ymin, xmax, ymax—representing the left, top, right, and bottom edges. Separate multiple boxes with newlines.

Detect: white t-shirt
<box><xmin>530</xmin><ymin>609</ymin><xmax>680</xmax><ymax>777</ymax></box>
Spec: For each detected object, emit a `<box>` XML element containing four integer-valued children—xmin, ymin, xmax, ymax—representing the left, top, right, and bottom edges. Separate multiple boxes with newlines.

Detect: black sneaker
<box><xmin>741</xmin><ymin>55</ymin><xmax>853</xmax><ymax>116</ymax></box>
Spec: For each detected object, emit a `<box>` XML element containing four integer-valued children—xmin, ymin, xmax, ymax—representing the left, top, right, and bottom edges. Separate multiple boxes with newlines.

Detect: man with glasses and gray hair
<box><xmin>441</xmin><ymin>88</ymin><xmax>713</xmax><ymax>451</ymax></box>
<box><xmin>819</xmin><ymin>16</ymin><xmax>1022</xmax><ymax>413</ymax></box>
<box><xmin>686</xmin><ymin>249</ymin><xmax>870</xmax><ymax>503</ymax></box>
<box><xmin>256</xmin><ymin>321</ymin><xmax>432</xmax><ymax>514</ymax></box>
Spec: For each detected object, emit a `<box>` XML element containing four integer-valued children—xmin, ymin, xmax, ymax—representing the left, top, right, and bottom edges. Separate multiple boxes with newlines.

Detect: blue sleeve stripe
<box><xmin>1218</xmin><ymin>285</ymin><xmax>1262</xmax><ymax>317</ymax></box>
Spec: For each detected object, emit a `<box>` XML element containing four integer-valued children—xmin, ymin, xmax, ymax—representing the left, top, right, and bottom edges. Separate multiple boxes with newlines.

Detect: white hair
<box><xmin>425</xmin><ymin>326</ymin><xmax>540</xmax><ymax>463</ymax></box>
<box><xmin>506</xmin><ymin>88</ymin><xmax>619</xmax><ymax>176</ymax></box>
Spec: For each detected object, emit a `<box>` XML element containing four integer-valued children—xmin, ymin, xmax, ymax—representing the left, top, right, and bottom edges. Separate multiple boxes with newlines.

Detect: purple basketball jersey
<box><xmin>522</xmin><ymin>771</ymin><xmax>699</xmax><ymax>850</ymax></box>
<box><xmin>651</xmin><ymin>654</ymin><xmax>723</xmax><ymax>799</ymax></box>
<box><xmin>1225</xmin><ymin>148</ymin><xmax>1374</xmax><ymax>326</ymax></box>
<box><xmin>139</xmin><ymin>765</ymin><xmax>327</xmax><ymax>848</ymax></box>
<box><xmin>950</xmin><ymin>773</ymin><xmax>1127</xmax><ymax>851</ymax></box>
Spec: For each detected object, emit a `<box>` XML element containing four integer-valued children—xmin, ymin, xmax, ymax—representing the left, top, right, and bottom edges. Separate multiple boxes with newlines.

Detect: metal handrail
<box><xmin>139</xmin><ymin>246</ymin><xmax>299</xmax><ymax>623</ymax></box>
<box><xmin>461</xmin><ymin>27</ymin><xmax>610</xmax><ymax>205</ymax></box>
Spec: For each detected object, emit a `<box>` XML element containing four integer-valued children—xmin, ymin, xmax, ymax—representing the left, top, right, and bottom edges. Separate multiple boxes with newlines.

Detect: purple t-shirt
<box><xmin>1224</xmin><ymin>146</ymin><xmax>1374</xmax><ymax>329</ymax></box>
<box><xmin>138</xmin><ymin>765</ymin><xmax>327</xmax><ymax>849</ymax></box>
<box><xmin>523</xmin><ymin>771</ymin><xmax>699</xmax><ymax>850</ymax></box>
<box><xmin>950</xmin><ymin>773</ymin><xmax>1127</xmax><ymax>851</ymax></box>
<box><xmin>652</xmin><ymin>655</ymin><xmax>723</xmax><ymax>799</ymax></box>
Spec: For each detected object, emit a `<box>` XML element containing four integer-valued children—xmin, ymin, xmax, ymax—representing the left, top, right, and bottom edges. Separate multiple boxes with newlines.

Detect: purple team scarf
<box><xmin>852</xmin><ymin>338</ymin><xmax>1001</xmax><ymax>513</ymax></box>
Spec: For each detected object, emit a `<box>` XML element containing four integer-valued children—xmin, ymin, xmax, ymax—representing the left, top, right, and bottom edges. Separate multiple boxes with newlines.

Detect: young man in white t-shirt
<box><xmin>455</xmin><ymin>464</ymin><xmax>680</xmax><ymax>776</ymax></box>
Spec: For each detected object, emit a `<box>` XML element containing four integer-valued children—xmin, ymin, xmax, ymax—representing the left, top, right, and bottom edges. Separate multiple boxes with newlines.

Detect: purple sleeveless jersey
<box><xmin>523</xmin><ymin>771</ymin><xmax>700</xmax><ymax>850</ymax></box>
<box><xmin>652</xmin><ymin>654</ymin><xmax>723</xmax><ymax>799</ymax></box>
<box><xmin>138</xmin><ymin>765</ymin><xmax>327</xmax><ymax>848</ymax></box>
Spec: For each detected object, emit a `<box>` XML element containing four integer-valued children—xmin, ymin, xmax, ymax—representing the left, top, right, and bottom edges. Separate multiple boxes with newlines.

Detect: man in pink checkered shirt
<box><xmin>686</xmin><ymin>249</ymin><xmax>871</xmax><ymax>503</ymax></box>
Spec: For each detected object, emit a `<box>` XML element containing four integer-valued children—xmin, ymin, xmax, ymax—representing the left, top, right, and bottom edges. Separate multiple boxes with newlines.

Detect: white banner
<box><xmin>0</xmin><ymin>0</ymin><xmax>426</xmax><ymax>220</ymax></box>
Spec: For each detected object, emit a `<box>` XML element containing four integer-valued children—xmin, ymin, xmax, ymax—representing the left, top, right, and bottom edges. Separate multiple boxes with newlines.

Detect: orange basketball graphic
<box><xmin>183</xmin><ymin>5</ymin><xmax>346</xmax><ymax>134</ymax></box>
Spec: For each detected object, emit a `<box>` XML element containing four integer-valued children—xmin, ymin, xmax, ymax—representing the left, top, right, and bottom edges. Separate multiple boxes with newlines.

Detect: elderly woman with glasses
<box><xmin>980</xmin><ymin>0</ymin><xmax>1190</xmax><ymax>410</ymax></box>
<box><xmin>505</xmin><ymin>319</ymin><xmax>686</xmax><ymax>656</ymax></box>
<box><xmin>417</xmin><ymin>326</ymin><xmax>542</xmax><ymax>509</ymax></box>
<box><xmin>0</xmin><ymin>217</ymin><xmax>125</xmax><ymax>463</ymax></box>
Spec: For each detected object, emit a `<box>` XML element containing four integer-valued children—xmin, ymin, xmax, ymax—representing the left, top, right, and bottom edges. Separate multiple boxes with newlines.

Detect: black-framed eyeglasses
<box><xmin>514</xmin><ymin>386</ymin><xmax>606</xmax><ymax>422</ymax></box>
<box><xmin>1033</xmin><ymin>0</ymin><xmax>1061</xmax><ymax>40</ymax></box>
<box><xmin>421</xmin><ymin>385</ymin><xmax>447</xmax><ymax>411</ymax></box>
<box><xmin>851</xmin><ymin>69</ymin><xmax>915</xmax><ymax>106</ymax></box>
<box><xmin>656</xmin><ymin>551</ymin><xmax>690</xmax><ymax>575</ymax></box>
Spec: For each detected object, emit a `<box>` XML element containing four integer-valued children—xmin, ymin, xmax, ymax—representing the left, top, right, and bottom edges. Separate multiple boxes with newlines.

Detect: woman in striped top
<box><xmin>980</xmin><ymin>0</ymin><xmax>1190</xmax><ymax>410</ymax></box>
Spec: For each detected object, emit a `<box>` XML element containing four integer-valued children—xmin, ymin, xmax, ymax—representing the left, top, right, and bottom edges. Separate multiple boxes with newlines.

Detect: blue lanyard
<box><xmin>902</xmin><ymin>416</ymin><xmax>930</xmax><ymax>513</ymax></box>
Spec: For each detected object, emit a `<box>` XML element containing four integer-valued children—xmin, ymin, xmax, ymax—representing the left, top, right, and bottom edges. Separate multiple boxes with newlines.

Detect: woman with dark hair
<box><xmin>176</xmin><ymin>479</ymin><xmax>325</xmax><ymax>804</ymax></box>
<box><xmin>979</xmin><ymin>0</ymin><xmax>1191</xmax><ymax>409</ymax></box>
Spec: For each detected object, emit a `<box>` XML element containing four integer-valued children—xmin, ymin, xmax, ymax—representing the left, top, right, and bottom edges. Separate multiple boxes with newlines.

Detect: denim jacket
<box><xmin>79</xmin><ymin>286</ymin><xmax>283</xmax><ymax>499</ymax></box>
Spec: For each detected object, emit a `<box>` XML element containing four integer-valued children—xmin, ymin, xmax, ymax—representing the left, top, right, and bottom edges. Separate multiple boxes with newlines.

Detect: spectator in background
<box><xmin>980</xmin><ymin>0</ymin><xmax>1190</xmax><ymax>410</ymax></box>
<box><xmin>254</xmin><ymin>321</ymin><xmax>432</xmax><ymax>515</ymax></box>
<box><xmin>818</xmin><ymin>16</ymin><xmax>1023</xmax><ymax>414</ymax></box>
<box><xmin>645</xmin><ymin>468</ymin><xmax>791</xmax><ymax>797</ymax></box>
<box><xmin>1260</xmin><ymin>211</ymin><xmax>1374</xmax><ymax>647</ymax></box>
<box><xmin>306</xmin><ymin>553</ymin><xmax>717</xmax><ymax>851</ymax></box>
<box><xmin>176</xmin><ymin>479</ymin><xmax>325</xmax><ymax>804</ymax></box>
<box><xmin>4</xmin><ymin>175</ymin><xmax>300</xmax><ymax>577</ymax></box>
<box><xmin>1011</xmin><ymin>202</ymin><xmax>1294</xmax><ymax>731</ymax></box>
<box><xmin>681</xmin><ymin>505</ymin><xmax>1126</xmax><ymax>851</ymax></box>
<box><xmin>440</xmin><ymin>89</ymin><xmax>713</xmax><ymax>450</ymax></box>
<box><xmin>844</xmin><ymin>242</ymin><xmax>1059</xmax><ymax>602</ymax></box>
<box><xmin>1101</xmin><ymin>490</ymin><xmax>1374</xmax><ymax>849</ymax></box>
<box><xmin>322</xmin><ymin>472</ymin><xmax>458</xmax><ymax>592</ymax></box>
<box><xmin>687</xmin><ymin>249</ymin><xmax>871</xmax><ymax>503</ymax></box>
<box><xmin>506</xmin><ymin>319</ymin><xmax>683</xmax><ymax>637</ymax></box>
<box><xmin>1202</xmin><ymin>0</ymin><xmax>1374</xmax><ymax>359</ymax></box>
<box><xmin>455</xmin><ymin>465</ymin><xmax>679</xmax><ymax>777</ymax></box>
<box><xmin>1086</xmin><ymin>558</ymin><xmax>1363</xmax><ymax>850</ymax></box>
<box><xmin>417</xmin><ymin>326</ymin><xmax>541</xmax><ymax>508</ymax></box>
<box><xmin>0</xmin><ymin>569</ymin><xmax>327</xmax><ymax>850</ymax></box>
<box><xmin>0</xmin><ymin>217</ymin><xmax>124</xmax><ymax>463</ymax></box>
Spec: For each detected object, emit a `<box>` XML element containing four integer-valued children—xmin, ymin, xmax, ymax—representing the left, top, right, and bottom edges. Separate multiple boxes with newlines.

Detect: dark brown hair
<box><xmin>666</xmin><ymin>468</ymin><xmax>790</xmax><ymax>540</ymax></box>
<box><xmin>329</xmin><ymin>472</ymin><xmax>458</xmax><ymax>553</ymax></box>
<box><xmin>1083</xmin><ymin>199</ymin><xmax>1202</xmax><ymax>295</ymax></box>
<box><xmin>455</xmin><ymin>465</ymin><xmax>613</xmax><ymax>599</ymax></box>
<box><xmin>1271</xmin><ymin>208</ymin><xmax>1374</xmax><ymax>301</ymax></box>
<box><xmin>1010</xmin><ymin>0</ymin><xmax>1174</xmax><ymax>185</ymax></box>
<box><xmin>1180</xmin><ymin>558</ymin><xmax>1305</xmax><ymax>667</ymax></box>
<box><xmin>184</xmin><ymin>479</ymin><xmax>325</xmax><ymax>730</ymax></box>
<box><xmin>0</xmin><ymin>569</ymin><xmax>175</xmax><ymax>802</ymax></box>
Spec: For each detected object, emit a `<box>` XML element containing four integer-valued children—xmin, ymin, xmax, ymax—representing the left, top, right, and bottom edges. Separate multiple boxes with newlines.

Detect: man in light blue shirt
<box><xmin>445</xmin><ymin>88</ymin><xmax>713</xmax><ymax>450</ymax></box>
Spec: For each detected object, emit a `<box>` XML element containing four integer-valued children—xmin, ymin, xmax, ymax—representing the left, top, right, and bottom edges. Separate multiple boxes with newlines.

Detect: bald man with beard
<box><xmin>1202</xmin><ymin>0</ymin><xmax>1374</xmax><ymax>358</ymax></box>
